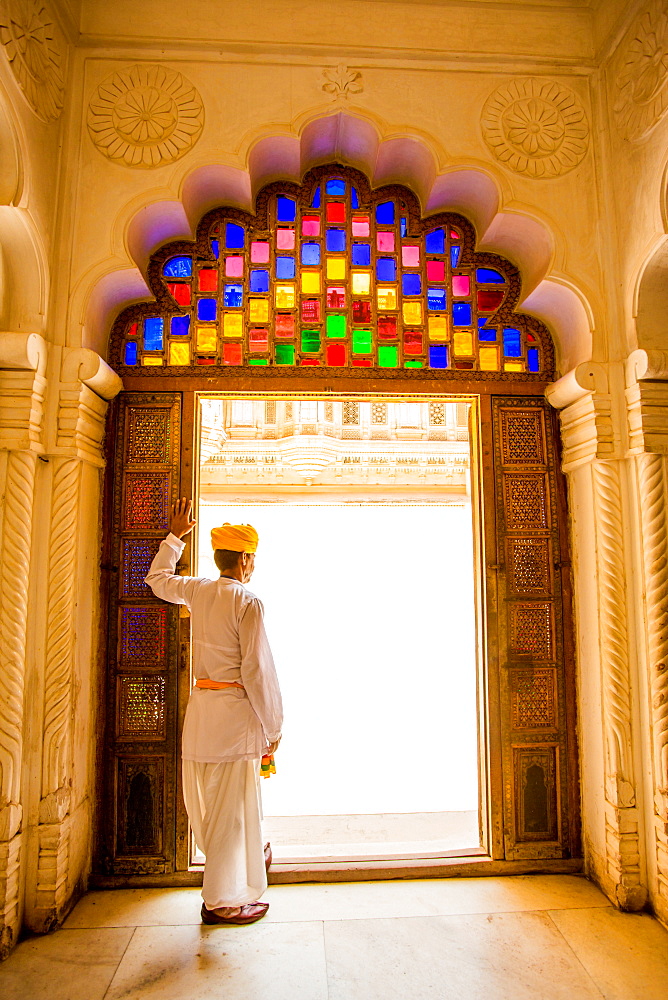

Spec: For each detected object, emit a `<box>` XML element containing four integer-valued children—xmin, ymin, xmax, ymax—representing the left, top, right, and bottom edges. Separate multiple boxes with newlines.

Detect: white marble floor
<box><xmin>1</xmin><ymin>875</ymin><xmax>667</xmax><ymax>999</ymax></box>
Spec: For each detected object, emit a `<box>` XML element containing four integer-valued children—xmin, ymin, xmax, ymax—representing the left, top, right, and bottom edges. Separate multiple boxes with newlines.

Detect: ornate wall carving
<box><xmin>87</xmin><ymin>63</ymin><xmax>204</xmax><ymax>168</ymax></box>
<box><xmin>321</xmin><ymin>64</ymin><xmax>363</xmax><ymax>102</ymax></box>
<box><xmin>481</xmin><ymin>77</ymin><xmax>589</xmax><ymax>178</ymax></box>
<box><xmin>614</xmin><ymin>0</ymin><xmax>668</xmax><ymax>142</ymax></box>
<box><xmin>0</xmin><ymin>0</ymin><xmax>64</xmax><ymax>122</ymax></box>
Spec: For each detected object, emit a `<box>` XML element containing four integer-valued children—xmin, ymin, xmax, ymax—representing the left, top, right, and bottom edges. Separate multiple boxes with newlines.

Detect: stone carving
<box><xmin>614</xmin><ymin>0</ymin><xmax>668</xmax><ymax>141</ymax></box>
<box><xmin>0</xmin><ymin>0</ymin><xmax>64</xmax><ymax>122</ymax></box>
<box><xmin>322</xmin><ymin>64</ymin><xmax>363</xmax><ymax>102</ymax></box>
<box><xmin>481</xmin><ymin>78</ymin><xmax>589</xmax><ymax>178</ymax></box>
<box><xmin>87</xmin><ymin>63</ymin><xmax>204</xmax><ymax>168</ymax></box>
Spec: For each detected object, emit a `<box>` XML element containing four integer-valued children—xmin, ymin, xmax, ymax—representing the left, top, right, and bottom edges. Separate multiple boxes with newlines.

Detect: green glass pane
<box><xmin>275</xmin><ymin>345</ymin><xmax>295</xmax><ymax>365</ymax></box>
<box><xmin>301</xmin><ymin>330</ymin><xmax>321</xmax><ymax>353</ymax></box>
<box><xmin>404</xmin><ymin>360</ymin><xmax>423</xmax><ymax>368</ymax></box>
<box><xmin>378</xmin><ymin>344</ymin><xmax>398</xmax><ymax>368</ymax></box>
<box><xmin>352</xmin><ymin>329</ymin><xmax>372</xmax><ymax>354</ymax></box>
<box><xmin>326</xmin><ymin>314</ymin><xmax>346</xmax><ymax>338</ymax></box>
<box><xmin>249</xmin><ymin>358</ymin><xmax>269</xmax><ymax>366</ymax></box>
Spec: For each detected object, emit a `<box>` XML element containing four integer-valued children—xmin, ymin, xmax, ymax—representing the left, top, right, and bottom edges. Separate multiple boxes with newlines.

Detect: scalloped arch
<box><xmin>82</xmin><ymin>110</ymin><xmax>593</xmax><ymax>373</ymax></box>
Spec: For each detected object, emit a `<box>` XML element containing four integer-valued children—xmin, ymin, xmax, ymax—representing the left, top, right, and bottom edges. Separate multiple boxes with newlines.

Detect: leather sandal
<box><xmin>264</xmin><ymin>841</ymin><xmax>272</xmax><ymax>872</ymax></box>
<box><xmin>201</xmin><ymin>901</ymin><xmax>269</xmax><ymax>925</ymax></box>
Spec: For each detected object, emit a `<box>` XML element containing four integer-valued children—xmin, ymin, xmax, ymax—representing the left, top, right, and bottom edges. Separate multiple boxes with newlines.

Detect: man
<box><xmin>145</xmin><ymin>498</ymin><xmax>282</xmax><ymax>925</ymax></box>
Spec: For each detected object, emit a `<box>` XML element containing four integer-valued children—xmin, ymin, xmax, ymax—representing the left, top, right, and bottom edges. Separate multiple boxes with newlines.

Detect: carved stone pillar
<box><xmin>626</xmin><ymin>349</ymin><xmax>668</xmax><ymax>925</ymax></box>
<box><xmin>547</xmin><ymin>362</ymin><xmax>647</xmax><ymax>910</ymax></box>
<box><xmin>27</xmin><ymin>349</ymin><xmax>122</xmax><ymax>933</ymax></box>
<box><xmin>0</xmin><ymin>333</ymin><xmax>47</xmax><ymax>958</ymax></box>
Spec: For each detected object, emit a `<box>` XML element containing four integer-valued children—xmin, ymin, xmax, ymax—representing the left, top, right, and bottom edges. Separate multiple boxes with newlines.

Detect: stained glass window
<box><xmin>115</xmin><ymin>168</ymin><xmax>552</xmax><ymax>375</ymax></box>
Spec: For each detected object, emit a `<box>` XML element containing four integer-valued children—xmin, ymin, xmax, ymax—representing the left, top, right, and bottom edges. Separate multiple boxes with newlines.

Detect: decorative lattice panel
<box><xmin>500</xmin><ymin>409</ymin><xmax>545</xmax><ymax>465</ymax></box>
<box><xmin>510</xmin><ymin>669</ymin><xmax>557</xmax><ymax>729</ymax></box>
<box><xmin>123</xmin><ymin>474</ymin><xmax>171</xmax><ymax>530</ymax></box>
<box><xmin>127</xmin><ymin>408</ymin><xmax>172</xmax><ymax>464</ymax></box>
<box><xmin>507</xmin><ymin>537</ymin><xmax>551</xmax><ymax>594</ymax></box>
<box><xmin>509</xmin><ymin>604</ymin><xmax>554</xmax><ymax>660</ymax></box>
<box><xmin>120</xmin><ymin>606</ymin><xmax>168</xmax><ymax>664</ymax></box>
<box><xmin>503</xmin><ymin>474</ymin><xmax>549</xmax><ymax>531</ymax></box>
<box><xmin>120</xmin><ymin>538</ymin><xmax>163</xmax><ymax>597</ymax></box>
<box><xmin>118</xmin><ymin>675</ymin><xmax>167</xmax><ymax>739</ymax></box>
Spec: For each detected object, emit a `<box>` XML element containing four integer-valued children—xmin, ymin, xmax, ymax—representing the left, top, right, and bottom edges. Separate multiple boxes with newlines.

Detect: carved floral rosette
<box><xmin>87</xmin><ymin>63</ymin><xmax>205</xmax><ymax>168</ymax></box>
<box><xmin>481</xmin><ymin>77</ymin><xmax>589</xmax><ymax>179</ymax></box>
<box><xmin>614</xmin><ymin>0</ymin><xmax>668</xmax><ymax>142</ymax></box>
<box><xmin>0</xmin><ymin>0</ymin><xmax>64</xmax><ymax>122</ymax></box>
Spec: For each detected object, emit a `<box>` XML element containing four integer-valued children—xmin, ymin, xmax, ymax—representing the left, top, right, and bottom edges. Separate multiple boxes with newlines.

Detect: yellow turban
<box><xmin>211</xmin><ymin>523</ymin><xmax>258</xmax><ymax>553</ymax></box>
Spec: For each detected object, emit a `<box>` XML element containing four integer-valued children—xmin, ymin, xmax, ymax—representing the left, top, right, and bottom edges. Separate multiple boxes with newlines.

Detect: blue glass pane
<box><xmin>311</xmin><ymin>186</ymin><xmax>321</xmax><ymax>208</ymax></box>
<box><xmin>429</xmin><ymin>344</ymin><xmax>448</xmax><ymax>369</ymax></box>
<box><xmin>226</xmin><ymin>223</ymin><xmax>245</xmax><ymax>249</ymax></box>
<box><xmin>250</xmin><ymin>270</ymin><xmax>270</xmax><ymax>293</ymax></box>
<box><xmin>326</xmin><ymin>178</ymin><xmax>346</xmax><ymax>196</ymax></box>
<box><xmin>528</xmin><ymin>347</ymin><xmax>540</xmax><ymax>372</ymax></box>
<box><xmin>451</xmin><ymin>246</ymin><xmax>461</xmax><ymax>267</ymax></box>
<box><xmin>171</xmin><ymin>316</ymin><xmax>190</xmax><ymax>336</ymax></box>
<box><xmin>477</xmin><ymin>268</ymin><xmax>505</xmax><ymax>283</ymax></box>
<box><xmin>478</xmin><ymin>327</ymin><xmax>497</xmax><ymax>342</ymax></box>
<box><xmin>326</xmin><ymin>229</ymin><xmax>347</xmax><ymax>252</ymax></box>
<box><xmin>402</xmin><ymin>273</ymin><xmax>422</xmax><ymax>296</ymax></box>
<box><xmin>277</xmin><ymin>196</ymin><xmax>296</xmax><ymax>222</ymax></box>
<box><xmin>301</xmin><ymin>242</ymin><xmax>321</xmax><ymax>265</ymax></box>
<box><xmin>352</xmin><ymin>243</ymin><xmax>371</xmax><ymax>266</ymax></box>
<box><xmin>503</xmin><ymin>327</ymin><xmax>522</xmax><ymax>357</ymax></box>
<box><xmin>198</xmin><ymin>298</ymin><xmax>218</xmax><ymax>320</ymax></box>
<box><xmin>428</xmin><ymin>288</ymin><xmax>446</xmax><ymax>311</ymax></box>
<box><xmin>351</xmin><ymin>187</ymin><xmax>359</xmax><ymax>209</ymax></box>
<box><xmin>426</xmin><ymin>228</ymin><xmax>445</xmax><ymax>254</ymax></box>
<box><xmin>400</xmin><ymin>217</ymin><xmax>407</xmax><ymax>237</ymax></box>
<box><xmin>376</xmin><ymin>258</ymin><xmax>396</xmax><ymax>281</ymax></box>
<box><xmin>211</xmin><ymin>239</ymin><xmax>220</xmax><ymax>259</ymax></box>
<box><xmin>143</xmin><ymin>317</ymin><xmax>163</xmax><ymax>350</ymax></box>
<box><xmin>163</xmin><ymin>256</ymin><xmax>192</xmax><ymax>278</ymax></box>
<box><xmin>276</xmin><ymin>257</ymin><xmax>296</xmax><ymax>279</ymax></box>
<box><xmin>376</xmin><ymin>201</ymin><xmax>395</xmax><ymax>225</ymax></box>
<box><xmin>453</xmin><ymin>302</ymin><xmax>472</xmax><ymax>326</ymax></box>
<box><xmin>124</xmin><ymin>341</ymin><xmax>138</xmax><ymax>365</ymax></box>
<box><xmin>223</xmin><ymin>285</ymin><xmax>243</xmax><ymax>309</ymax></box>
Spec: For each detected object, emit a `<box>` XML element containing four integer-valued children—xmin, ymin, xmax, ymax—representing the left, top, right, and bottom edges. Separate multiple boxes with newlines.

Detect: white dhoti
<box><xmin>182</xmin><ymin>758</ymin><xmax>268</xmax><ymax>909</ymax></box>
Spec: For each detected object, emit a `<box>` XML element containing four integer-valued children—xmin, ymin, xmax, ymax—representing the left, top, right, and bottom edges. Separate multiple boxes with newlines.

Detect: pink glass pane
<box><xmin>276</xmin><ymin>229</ymin><xmax>295</xmax><ymax>249</ymax></box>
<box><xmin>377</xmin><ymin>232</ymin><xmax>395</xmax><ymax>252</ymax></box>
<box><xmin>426</xmin><ymin>260</ymin><xmax>445</xmax><ymax>282</ymax></box>
<box><xmin>450</xmin><ymin>230</ymin><xmax>460</xmax><ymax>240</ymax></box>
<box><xmin>301</xmin><ymin>299</ymin><xmax>321</xmax><ymax>322</ymax></box>
<box><xmin>352</xmin><ymin>217</ymin><xmax>370</xmax><ymax>237</ymax></box>
<box><xmin>452</xmin><ymin>275</ymin><xmax>470</xmax><ymax>297</ymax></box>
<box><xmin>326</xmin><ymin>203</ymin><xmax>345</xmax><ymax>223</ymax></box>
<box><xmin>225</xmin><ymin>256</ymin><xmax>244</xmax><ymax>277</ymax></box>
<box><xmin>477</xmin><ymin>289</ymin><xmax>504</xmax><ymax>312</ymax></box>
<box><xmin>327</xmin><ymin>343</ymin><xmax>347</xmax><ymax>366</ymax></box>
<box><xmin>302</xmin><ymin>216</ymin><xmax>320</xmax><ymax>237</ymax></box>
<box><xmin>353</xmin><ymin>300</ymin><xmax>371</xmax><ymax>323</ymax></box>
<box><xmin>167</xmin><ymin>282</ymin><xmax>191</xmax><ymax>306</ymax></box>
<box><xmin>327</xmin><ymin>286</ymin><xmax>346</xmax><ymax>308</ymax></box>
<box><xmin>275</xmin><ymin>314</ymin><xmax>295</xmax><ymax>338</ymax></box>
<box><xmin>378</xmin><ymin>316</ymin><xmax>397</xmax><ymax>339</ymax></box>
<box><xmin>251</xmin><ymin>241</ymin><xmax>270</xmax><ymax>263</ymax></box>
<box><xmin>223</xmin><ymin>343</ymin><xmax>242</xmax><ymax>365</ymax></box>
<box><xmin>402</xmin><ymin>246</ymin><xmax>420</xmax><ymax>267</ymax></box>
<box><xmin>249</xmin><ymin>329</ymin><xmax>268</xmax><ymax>353</ymax></box>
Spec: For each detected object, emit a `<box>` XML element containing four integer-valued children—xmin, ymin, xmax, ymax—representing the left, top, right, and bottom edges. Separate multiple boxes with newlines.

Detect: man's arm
<box><xmin>239</xmin><ymin>599</ymin><xmax>283</xmax><ymax>747</ymax></box>
<box><xmin>144</xmin><ymin>498</ymin><xmax>199</xmax><ymax>606</ymax></box>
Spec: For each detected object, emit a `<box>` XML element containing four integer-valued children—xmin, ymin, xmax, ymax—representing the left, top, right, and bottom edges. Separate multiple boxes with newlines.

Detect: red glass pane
<box><xmin>477</xmin><ymin>290</ymin><xmax>504</xmax><ymax>311</ymax></box>
<box><xmin>353</xmin><ymin>300</ymin><xmax>371</xmax><ymax>323</ymax></box>
<box><xmin>450</xmin><ymin>230</ymin><xmax>460</xmax><ymax>239</ymax></box>
<box><xmin>352</xmin><ymin>358</ymin><xmax>373</xmax><ymax>367</ymax></box>
<box><xmin>275</xmin><ymin>314</ymin><xmax>295</xmax><ymax>338</ymax></box>
<box><xmin>326</xmin><ymin>202</ymin><xmax>346</xmax><ymax>223</ymax></box>
<box><xmin>527</xmin><ymin>333</ymin><xmax>536</xmax><ymax>343</ymax></box>
<box><xmin>127</xmin><ymin>322</ymin><xmax>138</xmax><ymax>337</ymax></box>
<box><xmin>300</xmin><ymin>358</ymin><xmax>321</xmax><ymax>366</ymax></box>
<box><xmin>454</xmin><ymin>360</ymin><xmax>474</xmax><ymax>369</ymax></box>
<box><xmin>249</xmin><ymin>329</ymin><xmax>268</xmax><ymax>353</ymax></box>
<box><xmin>199</xmin><ymin>269</ymin><xmax>218</xmax><ymax>291</ymax></box>
<box><xmin>196</xmin><ymin>358</ymin><xmax>216</xmax><ymax>365</ymax></box>
<box><xmin>301</xmin><ymin>299</ymin><xmax>321</xmax><ymax>322</ymax></box>
<box><xmin>223</xmin><ymin>343</ymin><xmax>242</xmax><ymax>365</ymax></box>
<box><xmin>426</xmin><ymin>261</ymin><xmax>445</xmax><ymax>282</ymax></box>
<box><xmin>404</xmin><ymin>332</ymin><xmax>423</xmax><ymax>354</ymax></box>
<box><xmin>326</xmin><ymin>343</ymin><xmax>347</xmax><ymax>366</ymax></box>
<box><xmin>378</xmin><ymin>316</ymin><xmax>397</xmax><ymax>339</ymax></box>
<box><xmin>167</xmin><ymin>282</ymin><xmax>191</xmax><ymax>306</ymax></box>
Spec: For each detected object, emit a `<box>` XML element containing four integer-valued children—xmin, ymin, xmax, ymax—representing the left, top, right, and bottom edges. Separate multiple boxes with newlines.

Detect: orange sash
<box><xmin>195</xmin><ymin>679</ymin><xmax>244</xmax><ymax>690</ymax></box>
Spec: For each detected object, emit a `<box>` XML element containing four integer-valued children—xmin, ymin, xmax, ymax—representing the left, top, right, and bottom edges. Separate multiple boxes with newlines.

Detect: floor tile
<box><xmin>64</xmin><ymin>888</ymin><xmax>203</xmax><ymax>928</ymax></box>
<box><xmin>104</xmin><ymin>920</ymin><xmax>327</xmax><ymax>1000</ymax></box>
<box><xmin>550</xmin><ymin>906</ymin><xmax>668</xmax><ymax>1000</ymax></box>
<box><xmin>0</xmin><ymin>927</ymin><xmax>133</xmax><ymax>1000</ymax></box>
<box><xmin>324</xmin><ymin>911</ymin><xmax>605</xmax><ymax>1000</ymax></box>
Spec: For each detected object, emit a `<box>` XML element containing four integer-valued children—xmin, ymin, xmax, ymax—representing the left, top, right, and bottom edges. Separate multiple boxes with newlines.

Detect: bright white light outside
<box><xmin>197</xmin><ymin>502</ymin><xmax>479</xmax><ymax>817</ymax></box>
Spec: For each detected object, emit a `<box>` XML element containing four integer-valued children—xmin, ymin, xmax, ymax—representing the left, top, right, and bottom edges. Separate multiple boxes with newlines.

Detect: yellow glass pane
<box><xmin>403</xmin><ymin>302</ymin><xmax>423</xmax><ymax>326</ymax></box>
<box><xmin>222</xmin><ymin>314</ymin><xmax>243</xmax><ymax>339</ymax></box>
<box><xmin>377</xmin><ymin>287</ymin><xmax>397</xmax><ymax>310</ymax></box>
<box><xmin>327</xmin><ymin>258</ymin><xmax>346</xmax><ymax>280</ymax></box>
<box><xmin>301</xmin><ymin>272</ymin><xmax>321</xmax><ymax>294</ymax></box>
<box><xmin>275</xmin><ymin>284</ymin><xmax>295</xmax><ymax>309</ymax></box>
<box><xmin>169</xmin><ymin>342</ymin><xmax>190</xmax><ymax>366</ymax></box>
<box><xmin>198</xmin><ymin>325</ymin><xmax>219</xmax><ymax>350</ymax></box>
<box><xmin>428</xmin><ymin>317</ymin><xmax>448</xmax><ymax>341</ymax></box>
<box><xmin>504</xmin><ymin>361</ymin><xmax>523</xmax><ymax>372</ymax></box>
<box><xmin>479</xmin><ymin>346</ymin><xmax>499</xmax><ymax>371</ymax></box>
<box><xmin>142</xmin><ymin>357</ymin><xmax>163</xmax><ymax>366</ymax></box>
<box><xmin>249</xmin><ymin>299</ymin><xmax>269</xmax><ymax>323</ymax></box>
<box><xmin>352</xmin><ymin>271</ymin><xmax>371</xmax><ymax>295</ymax></box>
<box><xmin>453</xmin><ymin>330</ymin><xmax>473</xmax><ymax>355</ymax></box>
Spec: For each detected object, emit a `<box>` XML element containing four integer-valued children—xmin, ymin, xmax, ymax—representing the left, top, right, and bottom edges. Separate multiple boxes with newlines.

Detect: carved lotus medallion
<box><xmin>614</xmin><ymin>0</ymin><xmax>668</xmax><ymax>142</ymax></box>
<box><xmin>0</xmin><ymin>0</ymin><xmax>64</xmax><ymax>122</ymax></box>
<box><xmin>481</xmin><ymin>78</ymin><xmax>589</xmax><ymax>179</ymax></box>
<box><xmin>87</xmin><ymin>64</ymin><xmax>204</xmax><ymax>168</ymax></box>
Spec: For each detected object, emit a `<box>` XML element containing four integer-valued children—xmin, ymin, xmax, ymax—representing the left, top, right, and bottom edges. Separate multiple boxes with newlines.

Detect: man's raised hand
<box><xmin>170</xmin><ymin>498</ymin><xmax>197</xmax><ymax>538</ymax></box>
